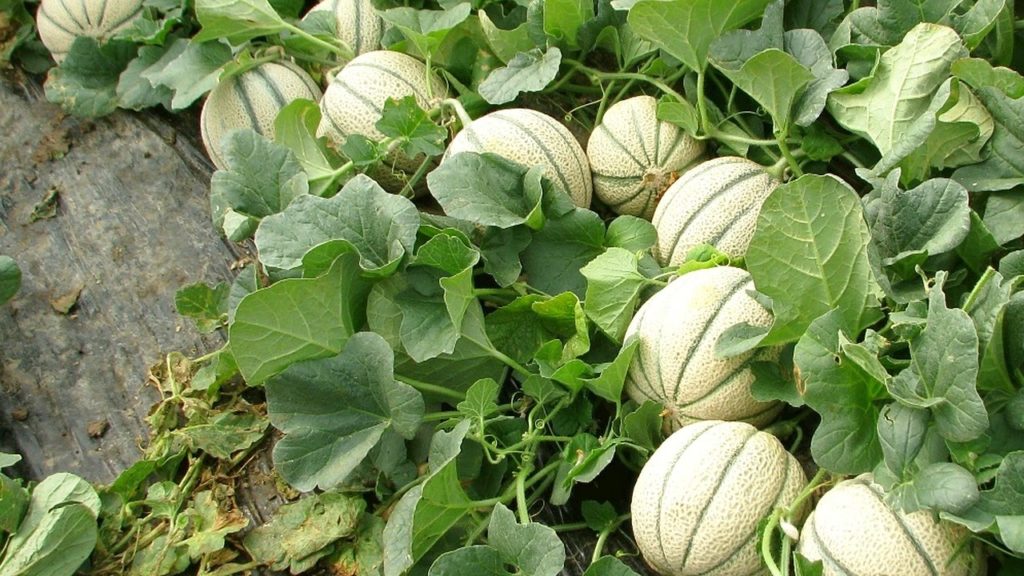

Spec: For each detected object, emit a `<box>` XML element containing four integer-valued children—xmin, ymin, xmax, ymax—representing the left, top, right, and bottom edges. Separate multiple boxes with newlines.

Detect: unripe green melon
<box><xmin>652</xmin><ymin>156</ymin><xmax>778</xmax><ymax>266</ymax></box>
<box><xmin>624</xmin><ymin>266</ymin><xmax>781</xmax><ymax>429</ymax></box>
<box><xmin>305</xmin><ymin>0</ymin><xmax>383</xmax><ymax>56</ymax></box>
<box><xmin>631</xmin><ymin>420</ymin><xmax>808</xmax><ymax>576</ymax></box>
<box><xmin>200</xmin><ymin>61</ymin><xmax>322</xmax><ymax>171</ymax></box>
<box><xmin>445</xmin><ymin>108</ymin><xmax>592</xmax><ymax>208</ymax></box>
<box><xmin>587</xmin><ymin>95</ymin><xmax>704</xmax><ymax>220</ymax></box>
<box><xmin>318</xmin><ymin>50</ymin><xmax>448</xmax><ymax>193</ymax></box>
<box><xmin>36</xmin><ymin>0</ymin><xmax>145</xmax><ymax>62</ymax></box>
<box><xmin>799</xmin><ymin>475</ymin><xmax>984</xmax><ymax>576</ymax></box>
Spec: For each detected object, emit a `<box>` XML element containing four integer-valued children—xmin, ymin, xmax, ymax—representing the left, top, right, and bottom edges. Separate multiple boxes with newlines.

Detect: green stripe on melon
<box><xmin>444</xmin><ymin>108</ymin><xmax>593</xmax><ymax>208</ymax></box>
<box><xmin>798</xmin><ymin>474</ymin><xmax>984</xmax><ymax>576</ymax></box>
<box><xmin>623</xmin><ymin>266</ymin><xmax>781</xmax><ymax>429</ymax></box>
<box><xmin>305</xmin><ymin>0</ymin><xmax>383</xmax><ymax>56</ymax></box>
<box><xmin>318</xmin><ymin>50</ymin><xmax>448</xmax><ymax>194</ymax></box>
<box><xmin>652</xmin><ymin>156</ymin><xmax>778</xmax><ymax>267</ymax></box>
<box><xmin>587</xmin><ymin>95</ymin><xmax>704</xmax><ymax>219</ymax></box>
<box><xmin>631</xmin><ymin>420</ymin><xmax>808</xmax><ymax>576</ymax></box>
<box><xmin>200</xmin><ymin>60</ymin><xmax>322</xmax><ymax>171</ymax></box>
<box><xmin>37</xmin><ymin>0</ymin><xmax>144</xmax><ymax>62</ymax></box>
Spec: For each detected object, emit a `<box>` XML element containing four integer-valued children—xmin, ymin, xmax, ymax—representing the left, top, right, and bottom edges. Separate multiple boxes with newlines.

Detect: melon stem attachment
<box><xmin>442</xmin><ymin>98</ymin><xmax>473</xmax><ymax>129</ymax></box>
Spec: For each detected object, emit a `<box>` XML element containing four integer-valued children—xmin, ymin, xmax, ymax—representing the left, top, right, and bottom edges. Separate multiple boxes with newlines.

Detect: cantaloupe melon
<box><xmin>799</xmin><ymin>475</ymin><xmax>983</xmax><ymax>576</ymax></box>
<box><xmin>36</xmin><ymin>0</ymin><xmax>145</xmax><ymax>63</ymax></box>
<box><xmin>587</xmin><ymin>95</ymin><xmax>704</xmax><ymax>220</ymax></box>
<box><xmin>318</xmin><ymin>50</ymin><xmax>448</xmax><ymax>193</ymax></box>
<box><xmin>623</xmin><ymin>266</ymin><xmax>781</xmax><ymax>429</ymax></box>
<box><xmin>305</xmin><ymin>0</ymin><xmax>383</xmax><ymax>56</ymax></box>
<box><xmin>200</xmin><ymin>60</ymin><xmax>323</xmax><ymax>171</ymax></box>
<box><xmin>652</xmin><ymin>156</ymin><xmax>778</xmax><ymax>267</ymax></box>
<box><xmin>444</xmin><ymin>108</ymin><xmax>593</xmax><ymax>208</ymax></box>
<box><xmin>631</xmin><ymin>420</ymin><xmax>808</xmax><ymax>576</ymax></box>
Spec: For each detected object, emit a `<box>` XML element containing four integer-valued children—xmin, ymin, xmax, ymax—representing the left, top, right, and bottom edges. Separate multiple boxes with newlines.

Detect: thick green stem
<box><xmin>590</xmin><ymin>529</ymin><xmax>612</xmax><ymax>565</ymax></box>
<box><xmin>516</xmin><ymin>461</ymin><xmax>534</xmax><ymax>524</ymax></box>
<box><xmin>761</xmin><ymin>509</ymin><xmax>785</xmax><ymax>576</ymax></box>
<box><xmin>395</xmin><ymin>375</ymin><xmax>466</xmax><ymax>402</ymax></box>
<box><xmin>776</xmin><ymin>130</ymin><xmax>804</xmax><ymax>177</ymax></box>
<box><xmin>282</xmin><ymin>22</ymin><xmax>353</xmax><ymax>59</ymax></box>
<box><xmin>696</xmin><ymin>70</ymin><xmax>712</xmax><ymax>136</ymax></box>
<box><xmin>442</xmin><ymin>98</ymin><xmax>473</xmax><ymax>128</ymax></box>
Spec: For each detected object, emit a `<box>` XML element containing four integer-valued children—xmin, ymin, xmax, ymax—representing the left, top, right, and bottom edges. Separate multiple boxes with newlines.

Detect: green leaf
<box><xmin>478</xmin><ymin>47</ymin><xmax>562</xmax><ymax>105</ymax></box>
<box><xmin>784</xmin><ymin>29</ymin><xmax>849</xmax><ymax>127</ymax></box>
<box><xmin>256</xmin><ymin>174</ymin><xmax>419</xmax><ymax>273</ymax></box>
<box><xmin>627</xmin><ymin>0</ymin><xmax>770</xmax><ymax>73</ymax></box>
<box><xmin>115</xmin><ymin>46</ymin><xmax>174</xmax><ymax>111</ymax></box>
<box><xmin>193</xmin><ymin>0</ymin><xmax>289</xmax><ymax>45</ymax></box>
<box><xmin>377</xmin><ymin>96</ymin><xmax>448</xmax><ymax>158</ymax></box>
<box><xmin>273</xmin><ymin>98</ymin><xmax>341</xmax><ymax>190</ymax></box>
<box><xmin>383</xmin><ymin>421</ymin><xmax>472</xmax><ymax>576</ymax></box>
<box><xmin>265</xmin><ymin>332</ymin><xmax>424</xmax><ymax>491</ymax></box>
<box><xmin>904</xmin><ymin>272</ymin><xmax>989</xmax><ymax>443</ymax></box>
<box><xmin>486</xmin><ymin>504</ymin><xmax>565</xmax><ymax>576</ymax></box>
<box><xmin>583</xmin><ymin>339</ymin><xmax>638</xmax><ymax>405</ymax></box>
<box><xmin>952</xmin><ymin>57</ymin><xmax>1024</xmax><ymax>99</ymax></box>
<box><xmin>581</xmin><ymin>501</ymin><xmax>618</xmax><ymax>533</ymax></box>
<box><xmin>863</xmin><ymin>175</ymin><xmax>970</xmax><ymax>267</ymax></box>
<box><xmin>783</xmin><ymin>0</ymin><xmax>844</xmax><ymax>37</ymax></box>
<box><xmin>521</xmin><ymin>208</ymin><xmax>606</xmax><ymax>297</ymax></box>
<box><xmin>428</xmin><ymin>546</ymin><xmax>510</xmax><ymax>576</ymax></box>
<box><xmin>604</xmin><ymin>216</ymin><xmax>657</xmax><ymax>252</ymax></box>
<box><xmin>243</xmin><ymin>492</ymin><xmax>365</xmax><ymax>572</ymax></box>
<box><xmin>584</xmin><ymin>556</ymin><xmax>642</xmax><ymax>576</ymax></box>
<box><xmin>174</xmin><ymin>282</ymin><xmax>229</xmax><ymax>333</ymax></box>
<box><xmin>140</xmin><ymin>38</ymin><xmax>232</xmax><ymax>110</ymax></box>
<box><xmin>209</xmin><ymin>130</ymin><xmax>308</xmax><ymax>235</ymax></box>
<box><xmin>458</xmin><ymin>378</ymin><xmax>501</xmax><ymax>424</ymax></box>
<box><xmin>827</xmin><ymin>23</ymin><xmax>968</xmax><ymax>162</ymax></box>
<box><xmin>746</xmin><ymin>174</ymin><xmax>879</xmax><ymax>344</ymax></box>
<box><xmin>428</xmin><ymin>153</ymin><xmax>546</xmax><ymax>229</ymax></box>
<box><xmin>580</xmin><ymin>248</ymin><xmax>647</xmax><ymax>344</ymax></box>
<box><xmin>478</xmin><ymin>226</ymin><xmax>532</xmax><ymax>287</ymax></box>
<box><xmin>712</xmin><ymin>48</ymin><xmax>813</xmax><ymax>134</ymax></box>
<box><xmin>899</xmin><ymin>462</ymin><xmax>980</xmax><ymax>515</ymax></box>
<box><xmin>230</xmin><ymin>250</ymin><xmax>374</xmax><ymax>384</ymax></box>
<box><xmin>621</xmin><ymin>401</ymin><xmax>663</xmax><ymax>452</ymax></box>
<box><xmin>749</xmin><ymin>361</ymin><xmax>804</xmax><ymax>407</ymax></box>
<box><xmin>983</xmin><ymin>192</ymin><xmax>1024</xmax><ymax>245</ymax></box>
<box><xmin>0</xmin><ymin>256</ymin><xmax>21</xmax><ymax>305</ymax></box>
<box><xmin>543</xmin><ymin>0</ymin><xmax>594</xmax><ymax>49</ymax></box>
<box><xmin>479</xmin><ymin>10</ymin><xmax>535</xmax><ymax>64</ymax></box>
<box><xmin>0</xmin><ymin>503</ymin><xmax>97</xmax><ymax>576</ymax></box>
<box><xmin>486</xmin><ymin>295</ymin><xmax>559</xmax><ymax>365</ymax></box>
<box><xmin>656</xmin><ymin>96</ymin><xmax>699</xmax><ymax>136</ymax></box>
<box><xmin>876</xmin><ymin>403</ymin><xmax>930</xmax><ymax>478</ymax></box>
<box><xmin>380</xmin><ymin>3</ymin><xmax>472</xmax><ymax>60</ymax></box>
<box><xmin>944</xmin><ymin>451</ymin><xmax>1024</xmax><ymax>553</ymax></box>
<box><xmin>44</xmin><ymin>37</ymin><xmax>136</xmax><ymax>118</ymax></box>
<box><xmin>796</xmin><ymin>309</ymin><xmax>886</xmax><ymax>474</ymax></box>
<box><xmin>952</xmin><ymin>84</ymin><xmax>1024</xmax><ymax>192</ymax></box>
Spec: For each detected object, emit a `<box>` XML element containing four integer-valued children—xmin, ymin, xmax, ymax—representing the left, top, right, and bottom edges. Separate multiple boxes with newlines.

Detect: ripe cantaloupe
<box><xmin>36</xmin><ymin>0</ymin><xmax>145</xmax><ymax>63</ymax></box>
<box><xmin>444</xmin><ymin>108</ymin><xmax>593</xmax><ymax>208</ymax></box>
<box><xmin>305</xmin><ymin>0</ymin><xmax>383</xmax><ymax>56</ymax></box>
<box><xmin>799</xmin><ymin>475</ymin><xmax>983</xmax><ymax>576</ymax></box>
<box><xmin>587</xmin><ymin>95</ymin><xmax>704</xmax><ymax>220</ymax></box>
<box><xmin>318</xmin><ymin>50</ymin><xmax>448</xmax><ymax>193</ymax></box>
<box><xmin>631</xmin><ymin>420</ymin><xmax>808</xmax><ymax>576</ymax></box>
<box><xmin>652</xmin><ymin>156</ymin><xmax>778</xmax><ymax>267</ymax></box>
<box><xmin>200</xmin><ymin>61</ymin><xmax>323</xmax><ymax>171</ymax></box>
<box><xmin>623</xmin><ymin>266</ymin><xmax>781</xmax><ymax>429</ymax></box>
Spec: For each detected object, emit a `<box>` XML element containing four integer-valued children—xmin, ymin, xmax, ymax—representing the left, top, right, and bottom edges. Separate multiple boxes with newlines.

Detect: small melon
<box><xmin>623</xmin><ymin>266</ymin><xmax>780</xmax><ymax>429</ymax></box>
<box><xmin>200</xmin><ymin>61</ymin><xmax>322</xmax><ymax>171</ymax></box>
<box><xmin>318</xmin><ymin>50</ymin><xmax>448</xmax><ymax>193</ymax></box>
<box><xmin>652</xmin><ymin>156</ymin><xmax>778</xmax><ymax>266</ymax></box>
<box><xmin>631</xmin><ymin>420</ymin><xmax>808</xmax><ymax>576</ymax></box>
<box><xmin>587</xmin><ymin>95</ymin><xmax>704</xmax><ymax>219</ymax></box>
<box><xmin>36</xmin><ymin>0</ymin><xmax>145</xmax><ymax>63</ymax></box>
<box><xmin>444</xmin><ymin>108</ymin><xmax>592</xmax><ymax>208</ymax></box>
<box><xmin>305</xmin><ymin>0</ymin><xmax>383</xmax><ymax>56</ymax></box>
<box><xmin>799</xmin><ymin>474</ymin><xmax>984</xmax><ymax>576</ymax></box>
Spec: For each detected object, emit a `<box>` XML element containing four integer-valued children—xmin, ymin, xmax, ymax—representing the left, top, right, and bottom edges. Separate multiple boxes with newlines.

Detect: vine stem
<box><xmin>590</xmin><ymin>529</ymin><xmax>612</xmax><ymax>565</ymax></box>
<box><xmin>442</xmin><ymin>98</ymin><xmax>473</xmax><ymax>128</ymax></box>
<box><xmin>282</xmin><ymin>22</ymin><xmax>353</xmax><ymax>59</ymax></box>
<box><xmin>395</xmin><ymin>375</ymin><xmax>466</xmax><ymax>402</ymax></box>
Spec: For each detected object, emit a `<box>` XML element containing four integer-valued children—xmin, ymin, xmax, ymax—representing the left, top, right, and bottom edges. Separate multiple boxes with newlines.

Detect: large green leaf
<box><xmin>627</xmin><ymin>0</ymin><xmax>771</xmax><ymax>73</ymax></box>
<box><xmin>746</xmin><ymin>174</ymin><xmax>879</xmax><ymax>344</ymax></box>
<box><xmin>265</xmin><ymin>332</ymin><xmax>424</xmax><ymax>491</ymax></box>
<box><xmin>828</xmin><ymin>23</ymin><xmax>968</xmax><ymax>162</ymax></box>
<box><xmin>43</xmin><ymin>37</ymin><xmax>137</xmax><ymax>118</ymax></box>
<box><xmin>255</xmin><ymin>175</ymin><xmax>419</xmax><ymax>273</ymax></box>
<box><xmin>230</xmin><ymin>250</ymin><xmax>374</xmax><ymax>384</ymax></box>
<box><xmin>952</xmin><ymin>64</ymin><xmax>1024</xmax><ymax>192</ymax></box>
<box><xmin>796</xmin><ymin>310</ymin><xmax>886</xmax><ymax>474</ymax></box>
<box><xmin>521</xmin><ymin>208</ymin><xmax>606</xmax><ymax>298</ymax></box>
<box><xmin>478</xmin><ymin>47</ymin><xmax>562</xmax><ymax>106</ymax></box>
<box><xmin>193</xmin><ymin>0</ymin><xmax>289</xmax><ymax>45</ymax></box>
<box><xmin>427</xmin><ymin>153</ymin><xmax>546</xmax><ymax>229</ymax></box>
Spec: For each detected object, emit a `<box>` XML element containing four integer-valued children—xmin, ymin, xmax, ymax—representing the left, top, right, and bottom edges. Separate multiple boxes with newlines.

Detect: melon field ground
<box><xmin>1</xmin><ymin>0</ymin><xmax>1024</xmax><ymax>575</ymax></box>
